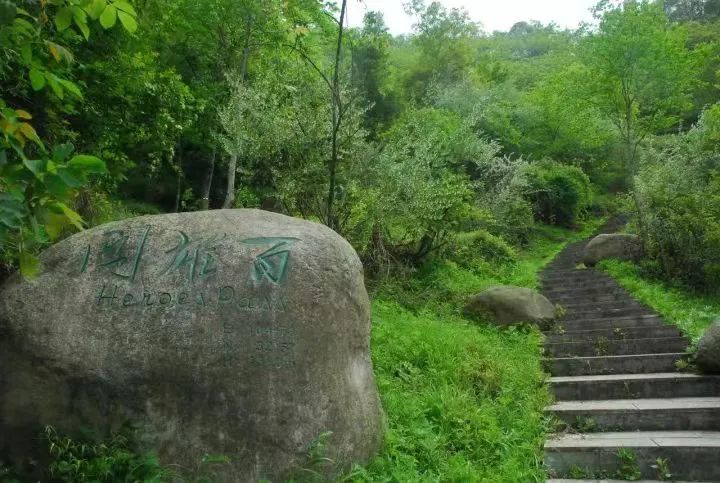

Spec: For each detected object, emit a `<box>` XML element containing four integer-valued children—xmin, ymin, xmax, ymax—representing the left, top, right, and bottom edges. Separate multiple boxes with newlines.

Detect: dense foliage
<box><xmin>2</xmin><ymin>0</ymin><xmax>717</xmax><ymax>286</ymax></box>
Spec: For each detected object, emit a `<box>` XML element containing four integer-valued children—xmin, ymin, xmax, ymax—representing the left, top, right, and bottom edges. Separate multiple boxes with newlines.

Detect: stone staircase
<box><xmin>541</xmin><ymin>231</ymin><xmax>720</xmax><ymax>482</ymax></box>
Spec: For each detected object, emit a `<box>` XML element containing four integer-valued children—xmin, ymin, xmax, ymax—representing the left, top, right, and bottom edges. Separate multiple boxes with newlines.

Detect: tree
<box><xmin>664</xmin><ymin>0</ymin><xmax>720</xmax><ymax>22</ymax></box>
<box><xmin>351</xmin><ymin>12</ymin><xmax>398</xmax><ymax>134</ymax></box>
<box><xmin>402</xmin><ymin>0</ymin><xmax>480</xmax><ymax>102</ymax></box>
<box><xmin>0</xmin><ymin>0</ymin><xmax>137</xmax><ymax>276</ymax></box>
<box><xmin>583</xmin><ymin>1</ymin><xmax>695</xmax><ymax>177</ymax></box>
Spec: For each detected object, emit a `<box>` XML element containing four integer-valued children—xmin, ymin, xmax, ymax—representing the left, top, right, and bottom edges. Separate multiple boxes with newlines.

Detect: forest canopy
<box><xmin>1</xmin><ymin>0</ymin><xmax>719</xmax><ymax>292</ymax></box>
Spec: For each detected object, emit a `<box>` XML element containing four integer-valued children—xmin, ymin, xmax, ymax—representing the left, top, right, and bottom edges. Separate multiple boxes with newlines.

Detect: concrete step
<box><xmin>550</xmin><ymin>373</ymin><xmax>720</xmax><ymax>401</ymax></box>
<box><xmin>546</xmin><ymin>293</ymin><xmax>634</xmax><ymax>305</ymax></box>
<box><xmin>545</xmin><ymin>337</ymin><xmax>689</xmax><ymax>358</ymax></box>
<box><xmin>548</xmin><ymin>397</ymin><xmax>720</xmax><ymax>431</ymax></box>
<box><xmin>540</xmin><ymin>283</ymin><xmax>627</xmax><ymax>299</ymax></box>
<box><xmin>541</xmin><ymin>271</ymin><xmax>612</xmax><ymax>280</ymax></box>
<box><xmin>544</xmin><ymin>326</ymin><xmax>682</xmax><ymax>344</ymax></box>
<box><xmin>561</xmin><ymin>300</ymin><xmax>644</xmax><ymax>311</ymax></box>
<box><xmin>542</xmin><ymin>279</ymin><xmax>620</xmax><ymax>291</ymax></box>
<box><xmin>557</xmin><ymin>315</ymin><xmax>665</xmax><ymax>332</ymax></box>
<box><xmin>542</xmin><ymin>268</ymin><xmax>603</xmax><ymax>276</ymax></box>
<box><xmin>539</xmin><ymin>270</ymin><xmax>613</xmax><ymax>283</ymax></box>
<box><xmin>544</xmin><ymin>431</ymin><xmax>720</xmax><ymax>481</ymax></box>
<box><xmin>562</xmin><ymin>306</ymin><xmax>652</xmax><ymax>320</ymax></box>
<box><xmin>548</xmin><ymin>353</ymin><xmax>685</xmax><ymax>377</ymax></box>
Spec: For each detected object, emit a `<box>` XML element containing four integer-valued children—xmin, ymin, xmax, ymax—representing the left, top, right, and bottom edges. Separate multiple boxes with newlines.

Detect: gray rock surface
<box><xmin>583</xmin><ymin>233</ymin><xmax>644</xmax><ymax>267</ymax></box>
<box><xmin>0</xmin><ymin>209</ymin><xmax>382</xmax><ymax>481</ymax></box>
<box><xmin>696</xmin><ymin>320</ymin><xmax>720</xmax><ymax>374</ymax></box>
<box><xmin>464</xmin><ymin>285</ymin><xmax>556</xmax><ymax>328</ymax></box>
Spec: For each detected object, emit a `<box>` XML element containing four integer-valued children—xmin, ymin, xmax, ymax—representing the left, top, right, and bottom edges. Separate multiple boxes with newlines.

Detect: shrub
<box><xmin>446</xmin><ymin>230</ymin><xmax>518</xmax><ymax>273</ymax></box>
<box><xmin>633</xmin><ymin>116</ymin><xmax>720</xmax><ymax>293</ymax></box>
<box><xmin>472</xmin><ymin>155</ymin><xmax>536</xmax><ymax>244</ymax></box>
<box><xmin>520</xmin><ymin>160</ymin><xmax>593</xmax><ymax>227</ymax></box>
<box><xmin>355</xmin><ymin>108</ymin><xmax>492</xmax><ymax>265</ymax></box>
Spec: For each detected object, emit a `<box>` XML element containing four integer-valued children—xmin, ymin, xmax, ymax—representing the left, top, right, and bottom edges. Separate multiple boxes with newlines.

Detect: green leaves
<box><xmin>52</xmin><ymin>143</ymin><xmax>74</xmax><ymax>162</ymax></box>
<box><xmin>19</xmin><ymin>250</ymin><xmax>40</xmax><ymax>278</ymax></box>
<box><xmin>68</xmin><ymin>154</ymin><xmax>106</xmax><ymax>173</ymax></box>
<box><xmin>22</xmin><ymin>158</ymin><xmax>46</xmax><ymax>178</ymax></box>
<box><xmin>113</xmin><ymin>1</ymin><xmax>137</xmax><ymax>16</ymax></box>
<box><xmin>117</xmin><ymin>10</ymin><xmax>137</xmax><ymax>32</ymax></box>
<box><xmin>55</xmin><ymin>6</ymin><xmax>73</xmax><ymax>31</ymax></box>
<box><xmin>29</xmin><ymin>68</ymin><xmax>46</xmax><ymax>90</ymax></box>
<box><xmin>99</xmin><ymin>4</ymin><xmax>117</xmax><ymax>28</ymax></box>
<box><xmin>54</xmin><ymin>0</ymin><xmax>137</xmax><ymax>36</ymax></box>
<box><xmin>73</xmin><ymin>6</ymin><xmax>90</xmax><ymax>39</ymax></box>
<box><xmin>0</xmin><ymin>192</ymin><xmax>26</xmax><ymax>230</ymax></box>
<box><xmin>52</xmin><ymin>202</ymin><xmax>85</xmax><ymax>230</ymax></box>
<box><xmin>59</xmin><ymin>79</ymin><xmax>83</xmax><ymax>99</ymax></box>
<box><xmin>0</xmin><ymin>0</ymin><xmax>16</xmax><ymax>26</ymax></box>
<box><xmin>87</xmin><ymin>0</ymin><xmax>107</xmax><ymax>19</ymax></box>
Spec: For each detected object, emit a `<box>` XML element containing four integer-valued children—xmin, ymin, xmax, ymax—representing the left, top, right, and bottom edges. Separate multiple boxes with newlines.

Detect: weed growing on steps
<box><xmin>615</xmin><ymin>448</ymin><xmax>642</xmax><ymax>480</ymax></box>
<box><xmin>568</xmin><ymin>465</ymin><xmax>596</xmax><ymax>479</ymax></box>
<box><xmin>573</xmin><ymin>416</ymin><xmax>599</xmax><ymax>433</ymax></box>
<box><xmin>652</xmin><ymin>457</ymin><xmax>673</xmax><ymax>481</ymax></box>
<box><xmin>594</xmin><ymin>336</ymin><xmax>609</xmax><ymax>356</ymax></box>
<box><xmin>564</xmin><ymin>449</ymin><xmax>645</xmax><ymax>481</ymax></box>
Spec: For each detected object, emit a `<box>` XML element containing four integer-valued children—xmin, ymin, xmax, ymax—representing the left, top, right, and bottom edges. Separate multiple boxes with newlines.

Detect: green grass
<box><xmin>355</xmin><ymin>219</ymin><xmax>606</xmax><ymax>482</ymax></box>
<box><xmin>373</xmin><ymin>220</ymin><xmax>607</xmax><ymax>317</ymax></box>
<box><xmin>600</xmin><ymin>259</ymin><xmax>720</xmax><ymax>342</ymax></box>
<box><xmin>356</xmin><ymin>301</ymin><xmax>548</xmax><ymax>482</ymax></box>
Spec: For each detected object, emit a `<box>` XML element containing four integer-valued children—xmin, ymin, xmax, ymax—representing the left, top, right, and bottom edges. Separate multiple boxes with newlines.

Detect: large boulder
<box><xmin>464</xmin><ymin>286</ymin><xmax>556</xmax><ymax>328</ymax></box>
<box><xmin>0</xmin><ymin>209</ymin><xmax>382</xmax><ymax>481</ymax></box>
<box><xmin>583</xmin><ymin>233</ymin><xmax>643</xmax><ymax>267</ymax></box>
<box><xmin>696</xmin><ymin>320</ymin><xmax>720</xmax><ymax>374</ymax></box>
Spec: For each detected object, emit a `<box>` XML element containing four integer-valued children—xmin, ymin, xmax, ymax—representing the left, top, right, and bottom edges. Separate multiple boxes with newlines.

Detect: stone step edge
<box><xmin>545</xmin><ymin>430</ymin><xmax>720</xmax><ymax>449</ymax></box>
<box><xmin>547</xmin><ymin>397</ymin><xmax>720</xmax><ymax>412</ymax></box>
<box><xmin>548</xmin><ymin>352</ymin><xmax>687</xmax><ymax>364</ymax></box>
<box><xmin>556</xmin><ymin>314</ymin><xmax>662</xmax><ymax>326</ymax></box>
<box><xmin>549</xmin><ymin>372</ymin><xmax>713</xmax><ymax>384</ymax></box>
<box><xmin>544</xmin><ymin>328</ymin><xmax>683</xmax><ymax>344</ymax></box>
<box><xmin>543</xmin><ymin>321</ymin><xmax>675</xmax><ymax>337</ymax></box>
<box><xmin>545</xmin><ymin>336</ymin><xmax>689</xmax><ymax>349</ymax></box>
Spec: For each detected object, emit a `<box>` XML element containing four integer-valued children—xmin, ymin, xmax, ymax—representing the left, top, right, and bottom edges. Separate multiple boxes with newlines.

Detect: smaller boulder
<box><xmin>583</xmin><ymin>234</ymin><xmax>643</xmax><ymax>267</ymax></box>
<box><xmin>464</xmin><ymin>286</ymin><xmax>556</xmax><ymax>329</ymax></box>
<box><xmin>696</xmin><ymin>321</ymin><xmax>720</xmax><ymax>374</ymax></box>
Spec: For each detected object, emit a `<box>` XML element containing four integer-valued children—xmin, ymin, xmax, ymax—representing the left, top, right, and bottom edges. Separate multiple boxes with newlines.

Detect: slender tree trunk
<box><xmin>623</xmin><ymin>101</ymin><xmax>649</xmax><ymax>251</ymax></box>
<box><xmin>222</xmin><ymin>153</ymin><xmax>237</xmax><ymax>209</ymax></box>
<box><xmin>326</xmin><ymin>0</ymin><xmax>348</xmax><ymax>231</ymax></box>
<box><xmin>222</xmin><ymin>15</ymin><xmax>253</xmax><ymax>209</ymax></box>
<box><xmin>200</xmin><ymin>151</ymin><xmax>216</xmax><ymax>210</ymax></box>
<box><xmin>173</xmin><ymin>144</ymin><xmax>184</xmax><ymax>213</ymax></box>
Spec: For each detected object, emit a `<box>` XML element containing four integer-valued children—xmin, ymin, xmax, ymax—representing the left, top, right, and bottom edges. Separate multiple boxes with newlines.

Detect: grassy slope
<box><xmin>600</xmin><ymin>260</ymin><xmax>720</xmax><ymax>342</ymax></box>
<box><xmin>354</xmin><ymin>221</ymin><xmax>605</xmax><ymax>482</ymax></box>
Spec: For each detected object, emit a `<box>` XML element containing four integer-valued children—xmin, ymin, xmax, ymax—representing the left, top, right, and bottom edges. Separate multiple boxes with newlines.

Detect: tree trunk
<box><xmin>326</xmin><ymin>0</ymin><xmax>348</xmax><ymax>232</ymax></box>
<box><xmin>222</xmin><ymin>15</ymin><xmax>253</xmax><ymax>209</ymax></box>
<box><xmin>200</xmin><ymin>151</ymin><xmax>216</xmax><ymax>211</ymax></box>
<box><xmin>173</xmin><ymin>145</ymin><xmax>184</xmax><ymax>213</ymax></box>
<box><xmin>623</xmin><ymin>106</ymin><xmax>649</xmax><ymax>253</ymax></box>
<box><xmin>222</xmin><ymin>153</ymin><xmax>237</xmax><ymax>209</ymax></box>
